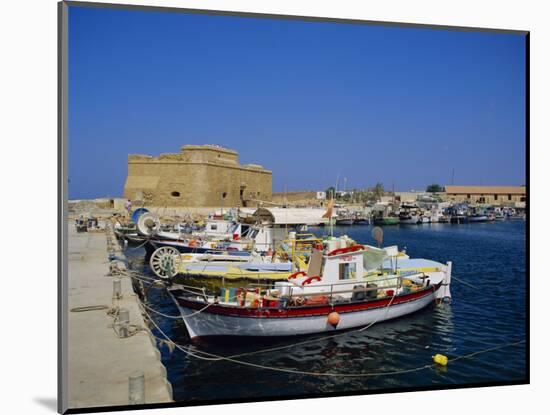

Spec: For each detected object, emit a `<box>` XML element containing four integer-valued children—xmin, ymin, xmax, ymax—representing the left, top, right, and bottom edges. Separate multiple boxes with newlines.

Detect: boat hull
<box><xmin>399</xmin><ymin>217</ymin><xmax>419</xmax><ymax>225</ymax></box>
<box><xmin>146</xmin><ymin>239</ymin><xmax>250</xmax><ymax>257</ymax></box>
<box><xmin>373</xmin><ymin>217</ymin><xmax>399</xmax><ymax>226</ymax></box>
<box><xmin>468</xmin><ymin>215</ymin><xmax>489</xmax><ymax>222</ymax></box>
<box><xmin>335</xmin><ymin>219</ymin><xmax>354</xmax><ymax>226</ymax></box>
<box><xmin>169</xmin><ymin>285</ymin><xmax>439</xmax><ymax>338</ymax></box>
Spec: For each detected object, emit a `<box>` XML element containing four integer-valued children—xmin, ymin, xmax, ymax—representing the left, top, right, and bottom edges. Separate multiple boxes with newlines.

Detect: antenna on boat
<box><xmin>284</xmin><ymin>184</ymin><xmax>288</xmax><ymax>238</ymax></box>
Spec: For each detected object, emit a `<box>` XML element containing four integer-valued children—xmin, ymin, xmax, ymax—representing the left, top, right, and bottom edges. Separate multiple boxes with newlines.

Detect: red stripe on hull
<box><xmin>173</xmin><ymin>283</ymin><xmax>440</xmax><ymax>319</ymax></box>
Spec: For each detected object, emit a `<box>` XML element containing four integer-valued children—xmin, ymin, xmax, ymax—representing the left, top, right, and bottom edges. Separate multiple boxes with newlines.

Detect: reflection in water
<box><xmin>127</xmin><ymin>221</ymin><xmax>526</xmax><ymax>401</ymax></box>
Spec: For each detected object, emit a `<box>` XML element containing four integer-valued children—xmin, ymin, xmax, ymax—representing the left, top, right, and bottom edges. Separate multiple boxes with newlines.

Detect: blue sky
<box><xmin>68</xmin><ymin>6</ymin><xmax>526</xmax><ymax>199</ymax></box>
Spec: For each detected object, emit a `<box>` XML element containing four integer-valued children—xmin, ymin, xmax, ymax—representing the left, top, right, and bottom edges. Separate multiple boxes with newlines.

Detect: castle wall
<box><xmin>123</xmin><ymin>145</ymin><xmax>272</xmax><ymax>207</ymax></box>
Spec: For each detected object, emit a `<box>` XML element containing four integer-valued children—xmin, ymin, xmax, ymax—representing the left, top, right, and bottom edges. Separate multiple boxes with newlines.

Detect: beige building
<box><xmin>124</xmin><ymin>145</ymin><xmax>272</xmax><ymax>207</ymax></box>
<box><xmin>445</xmin><ymin>185</ymin><xmax>526</xmax><ymax>205</ymax></box>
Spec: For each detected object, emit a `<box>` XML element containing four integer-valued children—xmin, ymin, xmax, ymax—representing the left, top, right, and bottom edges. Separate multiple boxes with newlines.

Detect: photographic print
<box><xmin>59</xmin><ymin>2</ymin><xmax>528</xmax><ymax>413</ymax></box>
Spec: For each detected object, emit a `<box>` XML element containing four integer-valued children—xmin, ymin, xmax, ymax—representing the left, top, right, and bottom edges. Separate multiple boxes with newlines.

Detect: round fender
<box><xmin>302</xmin><ymin>276</ymin><xmax>321</xmax><ymax>286</ymax></box>
<box><xmin>327</xmin><ymin>248</ymin><xmax>345</xmax><ymax>256</ymax></box>
<box><xmin>288</xmin><ymin>271</ymin><xmax>307</xmax><ymax>279</ymax></box>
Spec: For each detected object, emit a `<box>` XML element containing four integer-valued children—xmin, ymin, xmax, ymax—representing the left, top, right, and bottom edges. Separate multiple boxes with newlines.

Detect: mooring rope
<box><xmin>141</xmin><ymin>306</ymin><xmax>525</xmax><ymax>377</ymax></box>
<box><xmin>452</xmin><ymin>275</ymin><xmax>477</xmax><ymax>290</ymax></box>
<box><xmin>227</xmin><ymin>289</ymin><xmax>399</xmax><ymax>360</ymax></box>
<box><xmin>140</xmin><ymin>286</ymin><xmax>400</xmax><ymax>362</ymax></box>
<box><xmin>140</xmin><ymin>299</ymin><xmax>217</xmax><ymax>319</ymax></box>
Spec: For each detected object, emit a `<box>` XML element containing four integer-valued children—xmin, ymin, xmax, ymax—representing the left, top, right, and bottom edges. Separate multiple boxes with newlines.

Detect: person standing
<box><xmin>124</xmin><ymin>199</ymin><xmax>132</xmax><ymax>217</ymax></box>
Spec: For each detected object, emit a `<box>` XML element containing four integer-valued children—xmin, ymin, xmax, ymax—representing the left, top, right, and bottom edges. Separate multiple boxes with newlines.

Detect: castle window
<box><xmin>171</xmin><ymin>191</ymin><xmax>181</xmax><ymax>198</ymax></box>
<box><xmin>508</xmin><ymin>194</ymin><xmax>512</xmax><ymax>201</ymax></box>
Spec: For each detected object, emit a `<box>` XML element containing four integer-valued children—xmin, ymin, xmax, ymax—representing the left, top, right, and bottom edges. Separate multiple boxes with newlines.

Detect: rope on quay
<box><xmin>141</xmin><ymin>305</ymin><xmax>525</xmax><ymax>377</ymax></box>
<box><xmin>70</xmin><ymin>305</ymin><xmax>110</xmax><ymax>313</ymax></box>
<box><xmin>108</xmin><ymin>306</ymin><xmax>147</xmax><ymax>339</ymax></box>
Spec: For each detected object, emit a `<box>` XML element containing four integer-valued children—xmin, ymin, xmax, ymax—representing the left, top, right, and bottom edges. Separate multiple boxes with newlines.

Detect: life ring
<box><xmin>288</xmin><ymin>271</ymin><xmax>307</xmax><ymax>279</ymax></box>
<box><xmin>302</xmin><ymin>276</ymin><xmax>321</xmax><ymax>286</ymax></box>
<box><xmin>327</xmin><ymin>244</ymin><xmax>365</xmax><ymax>256</ymax></box>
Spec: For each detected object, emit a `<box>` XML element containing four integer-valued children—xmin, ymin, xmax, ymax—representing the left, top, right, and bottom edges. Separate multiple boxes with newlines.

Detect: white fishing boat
<box><xmin>419</xmin><ymin>215</ymin><xmax>431</xmax><ymax>223</ymax></box>
<box><xmin>398</xmin><ymin>203</ymin><xmax>421</xmax><ymax>224</ymax></box>
<box><xmin>167</xmin><ymin>238</ymin><xmax>452</xmax><ymax>339</ymax></box>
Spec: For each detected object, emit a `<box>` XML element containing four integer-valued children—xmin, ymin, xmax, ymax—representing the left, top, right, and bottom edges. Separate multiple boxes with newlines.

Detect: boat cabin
<box><xmin>274</xmin><ymin>239</ymin><xmax>394</xmax><ymax>299</ymax></box>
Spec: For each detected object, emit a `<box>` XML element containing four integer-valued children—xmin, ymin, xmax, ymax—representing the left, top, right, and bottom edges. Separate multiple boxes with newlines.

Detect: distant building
<box><xmin>124</xmin><ymin>145</ymin><xmax>272</xmax><ymax>207</ymax></box>
<box><xmin>271</xmin><ymin>191</ymin><xmax>319</xmax><ymax>206</ymax></box>
<box><xmin>444</xmin><ymin>185</ymin><xmax>526</xmax><ymax>206</ymax></box>
<box><xmin>393</xmin><ymin>191</ymin><xmax>430</xmax><ymax>203</ymax></box>
<box><xmin>316</xmin><ymin>191</ymin><xmax>326</xmax><ymax>200</ymax></box>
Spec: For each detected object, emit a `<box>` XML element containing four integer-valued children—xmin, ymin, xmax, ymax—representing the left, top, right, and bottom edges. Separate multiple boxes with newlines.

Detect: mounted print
<box><xmin>58</xmin><ymin>1</ymin><xmax>528</xmax><ymax>413</ymax></box>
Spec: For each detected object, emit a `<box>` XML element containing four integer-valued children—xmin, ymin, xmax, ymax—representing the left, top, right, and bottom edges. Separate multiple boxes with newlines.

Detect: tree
<box><xmin>325</xmin><ymin>187</ymin><xmax>336</xmax><ymax>199</ymax></box>
<box><xmin>372</xmin><ymin>182</ymin><xmax>384</xmax><ymax>201</ymax></box>
<box><xmin>426</xmin><ymin>184</ymin><xmax>444</xmax><ymax>193</ymax></box>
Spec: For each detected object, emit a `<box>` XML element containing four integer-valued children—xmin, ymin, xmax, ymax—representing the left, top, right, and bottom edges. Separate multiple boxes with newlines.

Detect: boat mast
<box><xmin>332</xmin><ymin>174</ymin><xmax>340</xmax><ymax>238</ymax></box>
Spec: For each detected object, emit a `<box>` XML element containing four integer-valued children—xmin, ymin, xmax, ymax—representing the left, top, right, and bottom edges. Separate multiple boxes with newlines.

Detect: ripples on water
<box><xmin>126</xmin><ymin>221</ymin><xmax>526</xmax><ymax>402</ymax></box>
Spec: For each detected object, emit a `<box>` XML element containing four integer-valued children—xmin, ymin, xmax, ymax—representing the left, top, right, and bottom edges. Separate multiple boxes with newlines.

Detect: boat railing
<box><xmin>175</xmin><ymin>283</ymin><xmax>208</xmax><ymax>300</ymax></box>
<box><xmin>288</xmin><ymin>283</ymin><xmax>403</xmax><ymax>302</ymax></box>
<box><xmin>241</xmin><ymin>273</ymin><xmax>421</xmax><ymax>303</ymax></box>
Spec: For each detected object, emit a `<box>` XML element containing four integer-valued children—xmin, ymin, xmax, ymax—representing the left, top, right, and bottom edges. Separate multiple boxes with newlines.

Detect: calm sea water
<box><xmin>126</xmin><ymin>220</ymin><xmax>527</xmax><ymax>403</ymax></box>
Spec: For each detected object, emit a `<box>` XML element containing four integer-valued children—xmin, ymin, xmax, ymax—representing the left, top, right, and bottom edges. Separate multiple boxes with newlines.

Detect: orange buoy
<box><xmin>327</xmin><ymin>311</ymin><xmax>340</xmax><ymax>328</ymax></box>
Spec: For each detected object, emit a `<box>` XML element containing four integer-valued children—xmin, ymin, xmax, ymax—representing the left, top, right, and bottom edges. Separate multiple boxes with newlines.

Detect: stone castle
<box><xmin>124</xmin><ymin>145</ymin><xmax>272</xmax><ymax>207</ymax></box>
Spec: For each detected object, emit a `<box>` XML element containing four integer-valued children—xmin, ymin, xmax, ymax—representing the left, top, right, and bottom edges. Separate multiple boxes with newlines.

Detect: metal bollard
<box><xmin>113</xmin><ymin>278</ymin><xmax>122</xmax><ymax>300</ymax></box>
<box><xmin>118</xmin><ymin>308</ymin><xmax>130</xmax><ymax>338</ymax></box>
<box><xmin>128</xmin><ymin>371</ymin><xmax>145</xmax><ymax>404</ymax></box>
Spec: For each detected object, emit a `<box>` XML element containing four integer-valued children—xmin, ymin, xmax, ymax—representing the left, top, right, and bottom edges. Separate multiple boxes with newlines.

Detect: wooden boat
<box><xmin>148</xmin><ymin>235</ymin><xmax>323</xmax><ymax>281</ymax></box>
<box><xmin>167</xmin><ymin>240</ymin><xmax>452</xmax><ymax>339</ymax></box>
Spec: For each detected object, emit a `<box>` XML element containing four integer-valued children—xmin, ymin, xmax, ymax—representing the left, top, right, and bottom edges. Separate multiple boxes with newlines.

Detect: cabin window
<box><xmin>339</xmin><ymin>263</ymin><xmax>357</xmax><ymax>280</ymax></box>
<box><xmin>508</xmin><ymin>194</ymin><xmax>512</xmax><ymax>201</ymax></box>
<box><xmin>170</xmin><ymin>191</ymin><xmax>180</xmax><ymax>197</ymax></box>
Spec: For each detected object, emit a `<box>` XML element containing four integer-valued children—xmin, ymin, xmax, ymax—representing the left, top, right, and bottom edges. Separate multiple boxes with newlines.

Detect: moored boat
<box><xmin>167</xmin><ymin>240</ymin><xmax>452</xmax><ymax>339</ymax></box>
<box><xmin>335</xmin><ymin>217</ymin><xmax>354</xmax><ymax>226</ymax></box>
<box><xmin>373</xmin><ymin>216</ymin><xmax>400</xmax><ymax>225</ymax></box>
<box><xmin>468</xmin><ymin>214</ymin><xmax>489</xmax><ymax>222</ymax></box>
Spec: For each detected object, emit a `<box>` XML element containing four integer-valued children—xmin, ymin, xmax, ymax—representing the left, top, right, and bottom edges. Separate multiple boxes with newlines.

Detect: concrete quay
<box><xmin>67</xmin><ymin>223</ymin><xmax>172</xmax><ymax>410</ymax></box>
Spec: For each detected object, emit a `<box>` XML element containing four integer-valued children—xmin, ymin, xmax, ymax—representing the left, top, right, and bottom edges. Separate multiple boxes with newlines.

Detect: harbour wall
<box><xmin>66</xmin><ymin>222</ymin><xmax>173</xmax><ymax>409</ymax></box>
